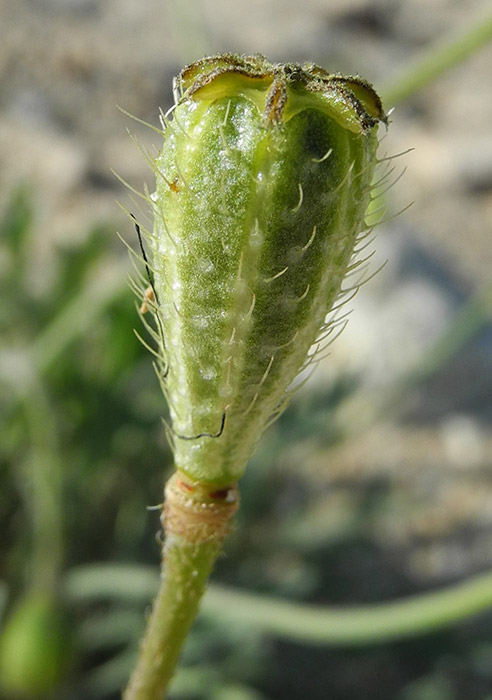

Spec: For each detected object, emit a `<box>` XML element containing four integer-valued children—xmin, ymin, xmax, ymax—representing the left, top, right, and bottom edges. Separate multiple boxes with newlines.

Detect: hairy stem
<box><xmin>123</xmin><ymin>540</ymin><xmax>220</xmax><ymax>700</ymax></box>
<box><xmin>123</xmin><ymin>472</ymin><xmax>238</xmax><ymax>700</ymax></box>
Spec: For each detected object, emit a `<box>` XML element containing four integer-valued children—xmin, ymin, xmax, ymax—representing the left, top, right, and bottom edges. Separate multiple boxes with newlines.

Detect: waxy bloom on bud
<box><xmin>147</xmin><ymin>54</ymin><xmax>386</xmax><ymax>485</ymax></box>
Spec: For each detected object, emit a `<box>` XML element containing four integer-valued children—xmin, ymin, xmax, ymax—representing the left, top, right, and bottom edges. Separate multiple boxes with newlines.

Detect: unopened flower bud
<box><xmin>147</xmin><ymin>54</ymin><xmax>386</xmax><ymax>485</ymax></box>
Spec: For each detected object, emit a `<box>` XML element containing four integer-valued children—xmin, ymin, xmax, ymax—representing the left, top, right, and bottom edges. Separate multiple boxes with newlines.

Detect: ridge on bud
<box><xmin>144</xmin><ymin>54</ymin><xmax>386</xmax><ymax>485</ymax></box>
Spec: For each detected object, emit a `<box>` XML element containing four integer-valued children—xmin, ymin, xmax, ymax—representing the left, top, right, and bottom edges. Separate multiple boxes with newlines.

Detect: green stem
<box><xmin>23</xmin><ymin>374</ymin><xmax>63</xmax><ymax>594</ymax></box>
<box><xmin>202</xmin><ymin>571</ymin><xmax>492</xmax><ymax>646</ymax></box>
<box><xmin>123</xmin><ymin>472</ymin><xmax>238</xmax><ymax>699</ymax></box>
<box><xmin>65</xmin><ymin>564</ymin><xmax>492</xmax><ymax>648</ymax></box>
<box><xmin>123</xmin><ymin>537</ymin><xmax>222</xmax><ymax>700</ymax></box>
<box><xmin>382</xmin><ymin>5</ymin><xmax>492</xmax><ymax>106</ymax></box>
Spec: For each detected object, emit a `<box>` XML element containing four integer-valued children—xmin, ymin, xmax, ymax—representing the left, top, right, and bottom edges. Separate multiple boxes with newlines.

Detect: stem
<box><xmin>382</xmin><ymin>5</ymin><xmax>492</xmax><ymax>106</ymax></box>
<box><xmin>202</xmin><ymin>571</ymin><xmax>492</xmax><ymax>646</ymax></box>
<box><xmin>23</xmin><ymin>373</ymin><xmax>63</xmax><ymax>594</ymax></box>
<box><xmin>123</xmin><ymin>472</ymin><xmax>238</xmax><ymax>700</ymax></box>
<box><xmin>65</xmin><ymin>563</ymin><xmax>492</xmax><ymax>648</ymax></box>
<box><xmin>123</xmin><ymin>539</ymin><xmax>221</xmax><ymax>699</ymax></box>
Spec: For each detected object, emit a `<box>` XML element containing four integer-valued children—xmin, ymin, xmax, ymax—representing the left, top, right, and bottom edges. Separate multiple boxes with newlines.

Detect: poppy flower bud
<box><xmin>148</xmin><ymin>54</ymin><xmax>386</xmax><ymax>485</ymax></box>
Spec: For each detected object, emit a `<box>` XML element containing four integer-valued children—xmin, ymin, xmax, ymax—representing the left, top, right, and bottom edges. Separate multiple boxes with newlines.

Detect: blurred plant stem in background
<box><xmin>0</xmin><ymin>189</ymin><xmax>63</xmax><ymax>594</ymax></box>
<box><xmin>23</xmin><ymin>374</ymin><xmax>63</xmax><ymax>595</ymax></box>
<box><xmin>0</xmin><ymin>189</ymin><xmax>75</xmax><ymax>697</ymax></box>
<box><xmin>65</xmin><ymin>563</ymin><xmax>492</xmax><ymax>647</ymax></box>
<box><xmin>382</xmin><ymin>3</ymin><xmax>492</xmax><ymax>105</ymax></box>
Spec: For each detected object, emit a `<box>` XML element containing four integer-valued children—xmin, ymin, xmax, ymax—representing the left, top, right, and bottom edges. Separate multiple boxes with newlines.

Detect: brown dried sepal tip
<box><xmin>162</xmin><ymin>471</ymin><xmax>239</xmax><ymax>544</ymax></box>
<box><xmin>175</xmin><ymin>53</ymin><xmax>387</xmax><ymax>130</ymax></box>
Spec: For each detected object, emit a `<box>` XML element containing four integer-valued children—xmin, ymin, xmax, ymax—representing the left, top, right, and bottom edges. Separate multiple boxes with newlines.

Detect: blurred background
<box><xmin>1</xmin><ymin>1</ymin><xmax>492</xmax><ymax>698</ymax></box>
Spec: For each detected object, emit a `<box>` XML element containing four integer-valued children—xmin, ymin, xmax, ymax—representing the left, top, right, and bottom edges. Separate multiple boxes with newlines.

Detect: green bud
<box><xmin>145</xmin><ymin>54</ymin><xmax>386</xmax><ymax>485</ymax></box>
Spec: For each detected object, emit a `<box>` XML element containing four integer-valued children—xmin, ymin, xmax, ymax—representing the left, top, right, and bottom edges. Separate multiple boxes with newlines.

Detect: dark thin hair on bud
<box><xmin>131</xmin><ymin>213</ymin><xmax>160</xmax><ymax>307</ymax></box>
<box><xmin>131</xmin><ymin>214</ymin><xmax>168</xmax><ymax>376</ymax></box>
<box><xmin>174</xmin><ymin>412</ymin><xmax>226</xmax><ymax>441</ymax></box>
